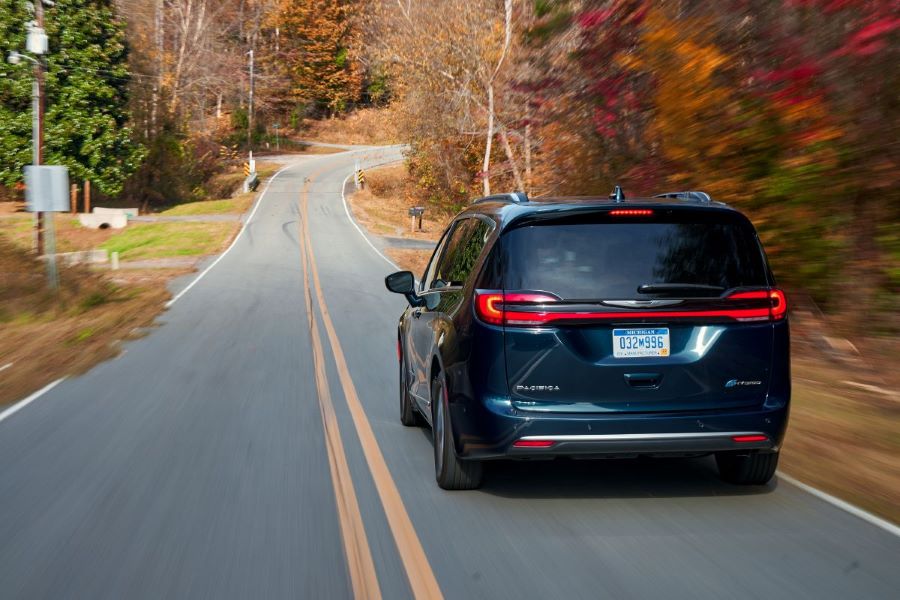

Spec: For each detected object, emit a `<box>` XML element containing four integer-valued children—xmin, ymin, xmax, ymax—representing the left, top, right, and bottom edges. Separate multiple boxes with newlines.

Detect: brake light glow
<box><xmin>512</xmin><ymin>439</ymin><xmax>555</xmax><ymax>448</ymax></box>
<box><xmin>609</xmin><ymin>209</ymin><xmax>654</xmax><ymax>216</ymax></box>
<box><xmin>732</xmin><ymin>434</ymin><xmax>769</xmax><ymax>443</ymax></box>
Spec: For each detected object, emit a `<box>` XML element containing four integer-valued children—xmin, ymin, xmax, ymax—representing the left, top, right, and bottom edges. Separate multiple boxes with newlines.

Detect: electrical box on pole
<box><xmin>25</xmin><ymin>166</ymin><xmax>70</xmax><ymax>212</ymax></box>
<box><xmin>26</xmin><ymin>23</ymin><xmax>48</xmax><ymax>55</ymax></box>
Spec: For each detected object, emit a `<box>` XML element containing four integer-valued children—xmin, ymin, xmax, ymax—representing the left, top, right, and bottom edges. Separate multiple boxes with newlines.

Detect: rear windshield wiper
<box><xmin>637</xmin><ymin>283</ymin><xmax>726</xmax><ymax>295</ymax></box>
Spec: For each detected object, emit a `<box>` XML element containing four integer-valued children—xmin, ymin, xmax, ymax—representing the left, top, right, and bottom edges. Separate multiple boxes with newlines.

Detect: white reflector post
<box><xmin>25</xmin><ymin>165</ymin><xmax>70</xmax><ymax>212</ymax></box>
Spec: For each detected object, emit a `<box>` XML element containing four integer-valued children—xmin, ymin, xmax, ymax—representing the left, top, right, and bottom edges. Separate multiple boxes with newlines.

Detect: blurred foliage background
<box><xmin>1</xmin><ymin>0</ymin><xmax>897</xmax><ymax>332</ymax></box>
<box><xmin>365</xmin><ymin>0</ymin><xmax>899</xmax><ymax>333</ymax></box>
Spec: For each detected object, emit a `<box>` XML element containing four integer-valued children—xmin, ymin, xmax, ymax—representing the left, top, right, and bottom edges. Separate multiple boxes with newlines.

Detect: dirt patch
<box><xmin>782</xmin><ymin>353</ymin><xmax>900</xmax><ymax>523</ymax></box>
<box><xmin>0</xmin><ymin>214</ymin><xmax>117</xmax><ymax>254</ymax></box>
<box><xmin>298</xmin><ymin>107</ymin><xmax>401</xmax><ymax>146</ymax></box>
<box><xmin>348</xmin><ymin>164</ymin><xmax>454</xmax><ymax>243</ymax></box>
<box><xmin>385</xmin><ymin>248</ymin><xmax>432</xmax><ymax>276</ymax></box>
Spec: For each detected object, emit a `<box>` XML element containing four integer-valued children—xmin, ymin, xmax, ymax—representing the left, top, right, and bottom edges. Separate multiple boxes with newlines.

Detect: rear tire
<box><xmin>716</xmin><ymin>451</ymin><xmax>779</xmax><ymax>485</ymax></box>
<box><xmin>431</xmin><ymin>375</ymin><xmax>483</xmax><ymax>490</ymax></box>
<box><xmin>399</xmin><ymin>351</ymin><xmax>420</xmax><ymax>427</ymax></box>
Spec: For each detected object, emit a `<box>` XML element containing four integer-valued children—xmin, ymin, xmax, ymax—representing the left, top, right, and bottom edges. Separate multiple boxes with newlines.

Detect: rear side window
<box><xmin>501</xmin><ymin>211</ymin><xmax>768</xmax><ymax>300</ymax></box>
<box><xmin>427</xmin><ymin>218</ymin><xmax>493</xmax><ymax>289</ymax></box>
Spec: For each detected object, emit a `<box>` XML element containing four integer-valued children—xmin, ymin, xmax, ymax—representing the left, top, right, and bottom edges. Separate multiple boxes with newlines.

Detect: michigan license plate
<box><xmin>613</xmin><ymin>328</ymin><xmax>670</xmax><ymax>358</ymax></box>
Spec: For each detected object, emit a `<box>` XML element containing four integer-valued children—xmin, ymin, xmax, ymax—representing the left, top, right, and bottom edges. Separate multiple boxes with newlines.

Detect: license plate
<box><xmin>613</xmin><ymin>328</ymin><xmax>670</xmax><ymax>358</ymax></box>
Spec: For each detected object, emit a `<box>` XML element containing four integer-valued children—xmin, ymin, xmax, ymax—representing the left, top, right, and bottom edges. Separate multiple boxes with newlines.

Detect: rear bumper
<box><xmin>451</xmin><ymin>398</ymin><xmax>789</xmax><ymax>460</ymax></box>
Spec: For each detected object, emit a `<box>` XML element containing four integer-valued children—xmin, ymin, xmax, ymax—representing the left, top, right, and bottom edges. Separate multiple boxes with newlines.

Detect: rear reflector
<box><xmin>609</xmin><ymin>209</ymin><xmax>653</xmax><ymax>216</ymax></box>
<box><xmin>732</xmin><ymin>435</ymin><xmax>769</xmax><ymax>443</ymax></box>
<box><xmin>512</xmin><ymin>440</ymin><xmax>555</xmax><ymax>448</ymax></box>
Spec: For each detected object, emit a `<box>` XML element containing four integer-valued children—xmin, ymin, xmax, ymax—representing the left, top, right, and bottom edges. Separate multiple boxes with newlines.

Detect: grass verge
<box><xmin>0</xmin><ymin>238</ymin><xmax>171</xmax><ymax>405</ymax></box>
<box><xmin>101</xmin><ymin>222</ymin><xmax>237</xmax><ymax>262</ymax></box>
<box><xmin>160</xmin><ymin>192</ymin><xmax>255</xmax><ymax>216</ymax></box>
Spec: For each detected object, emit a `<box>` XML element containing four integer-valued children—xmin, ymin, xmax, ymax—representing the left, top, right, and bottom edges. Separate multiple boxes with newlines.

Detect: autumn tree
<box><xmin>277</xmin><ymin>0</ymin><xmax>361</xmax><ymax>115</ymax></box>
<box><xmin>366</xmin><ymin>0</ymin><xmax>528</xmax><ymax>200</ymax></box>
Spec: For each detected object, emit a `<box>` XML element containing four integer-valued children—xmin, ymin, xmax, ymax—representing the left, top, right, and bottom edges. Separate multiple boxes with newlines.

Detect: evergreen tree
<box><xmin>0</xmin><ymin>0</ymin><xmax>144</xmax><ymax>195</ymax></box>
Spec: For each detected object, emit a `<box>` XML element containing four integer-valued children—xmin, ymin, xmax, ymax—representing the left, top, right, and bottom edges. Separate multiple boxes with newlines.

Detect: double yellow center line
<box><xmin>299</xmin><ymin>167</ymin><xmax>443</xmax><ymax>600</ymax></box>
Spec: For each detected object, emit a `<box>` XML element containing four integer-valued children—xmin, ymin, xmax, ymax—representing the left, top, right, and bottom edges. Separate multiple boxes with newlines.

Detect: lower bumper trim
<box><xmin>509</xmin><ymin>431</ymin><xmax>775</xmax><ymax>456</ymax></box>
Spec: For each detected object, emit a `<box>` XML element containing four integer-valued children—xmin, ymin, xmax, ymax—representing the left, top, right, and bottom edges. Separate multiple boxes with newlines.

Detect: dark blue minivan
<box><xmin>386</xmin><ymin>191</ymin><xmax>789</xmax><ymax>490</ymax></box>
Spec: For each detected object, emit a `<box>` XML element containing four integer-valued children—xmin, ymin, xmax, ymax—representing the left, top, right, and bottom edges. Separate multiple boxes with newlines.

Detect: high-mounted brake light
<box><xmin>732</xmin><ymin>434</ymin><xmax>769</xmax><ymax>443</ymax></box>
<box><xmin>609</xmin><ymin>209</ymin><xmax>654</xmax><ymax>216</ymax></box>
<box><xmin>513</xmin><ymin>439</ymin><xmax>555</xmax><ymax>448</ymax></box>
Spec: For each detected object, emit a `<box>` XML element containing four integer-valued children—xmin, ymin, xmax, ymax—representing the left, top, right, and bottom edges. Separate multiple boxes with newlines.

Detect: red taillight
<box><xmin>474</xmin><ymin>291</ymin><xmax>557</xmax><ymax>326</ymax></box>
<box><xmin>512</xmin><ymin>439</ymin><xmax>555</xmax><ymax>448</ymax></box>
<box><xmin>475</xmin><ymin>289</ymin><xmax>788</xmax><ymax>326</ymax></box>
<box><xmin>609</xmin><ymin>209</ymin><xmax>653</xmax><ymax>216</ymax></box>
<box><xmin>732</xmin><ymin>434</ymin><xmax>769</xmax><ymax>443</ymax></box>
<box><xmin>769</xmin><ymin>289</ymin><xmax>787</xmax><ymax>320</ymax></box>
<box><xmin>726</xmin><ymin>288</ymin><xmax>787</xmax><ymax>321</ymax></box>
<box><xmin>474</xmin><ymin>292</ymin><xmax>505</xmax><ymax>325</ymax></box>
<box><xmin>397</xmin><ymin>339</ymin><xmax>401</xmax><ymax>362</ymax></box>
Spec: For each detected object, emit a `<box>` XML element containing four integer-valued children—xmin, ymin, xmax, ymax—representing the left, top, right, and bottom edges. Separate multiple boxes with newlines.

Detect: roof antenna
<box><xmin>609</xmin><ymin>185</ymin><xmax>625</xmax><ymax>202</ymax></box>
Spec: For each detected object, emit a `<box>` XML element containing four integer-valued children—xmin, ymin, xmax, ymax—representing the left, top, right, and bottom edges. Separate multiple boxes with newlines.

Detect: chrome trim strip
<box><xmin>518</xmin><ymin>432</ymin><xmax>768</xmax><ymax>442</ymax></box>
<box><xmin>603</xmin><ymin>300</ymin><xmax>683</xmax><ymax>308</ymax></box>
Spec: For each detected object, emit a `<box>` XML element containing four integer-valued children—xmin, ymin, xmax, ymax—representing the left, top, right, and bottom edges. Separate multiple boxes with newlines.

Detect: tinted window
<box><xmin>422</xmin><ymin>226</ymin><xmax>451</xmax><ymax>290</ymax></box>
<box><xmin>502</xmin><ymin>213</ymin><xmax>767</xmax><ymax>300</ymax></box>
<box><xmin>428</xmin><ymin>218</ymin><xmax>492</xmax><ymax>289</ymax></box>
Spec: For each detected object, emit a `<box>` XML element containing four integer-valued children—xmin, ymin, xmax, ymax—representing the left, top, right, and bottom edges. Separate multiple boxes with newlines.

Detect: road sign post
<box><xmin>25</xmin><ymin>165</ymin><xmax>70</xmax><ymax>290</ymax></box>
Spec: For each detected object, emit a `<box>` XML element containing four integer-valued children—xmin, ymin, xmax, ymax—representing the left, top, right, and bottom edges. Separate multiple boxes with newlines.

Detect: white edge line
<box><xmin>338</xmin><ymin>156</ymin><xmax>900</xmax><ymax>540</ymax></box>
<box><xmin>0</xmin><ymin>362</ymin><xmax>13</xmax><ymax>373</ymax></box>
<box><xmin>0</xmin><ymin>378</ymin><xmax>66</xmax><ymax>424</ymax></box>
<box><xmin>340</xmin><ymin>169</ymin><xmax>402</xmax><ymax>272</ymax></box>
<box><xmin>778</xmin><ymin>472</ymin><xmax>900</xmax><ymax>537</ymax></box>
<box><xmin>165</xmin><ymin>162</ymin><xmax>296</xmax><ymax>308</ymax></box>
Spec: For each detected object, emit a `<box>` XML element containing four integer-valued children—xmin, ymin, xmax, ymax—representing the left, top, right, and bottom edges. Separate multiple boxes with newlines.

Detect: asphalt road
<box><xmin>1</xmin><ymin>148</ymin><xmax>898</xmax><ymax>599</ymax></box>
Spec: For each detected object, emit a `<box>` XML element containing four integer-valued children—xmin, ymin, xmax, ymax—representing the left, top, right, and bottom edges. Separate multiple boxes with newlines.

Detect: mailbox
<box><xmin>408</xmin><ymin>206</ymin><xmax>425</xmax><ymax>231</ymax></box>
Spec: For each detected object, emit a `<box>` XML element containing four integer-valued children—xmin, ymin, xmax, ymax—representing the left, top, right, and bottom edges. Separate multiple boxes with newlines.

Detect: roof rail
<box><xmin>472</xmin><ymin>191</ymin><xmax>529</xmax><ymax>205</ymax></box>
<box><xmin>654</xmin><ymin>191</ymin><xmax>712</xmax><ymax>203</ymax></box>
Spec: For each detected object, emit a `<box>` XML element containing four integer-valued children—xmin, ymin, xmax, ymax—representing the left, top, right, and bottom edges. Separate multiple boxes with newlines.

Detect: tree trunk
<box><xmin>524</xmin><ymin>111</ymin><xmax>533</xmax><ymax>194</ymax></box>
<box><xmin>482</xmin><ymin>83</ymin><xmax>495</xmax><ymax>196</ymax></box>
<box><xmin>499</xmin><ymin>126</ymin><xmax>525</xmax><ymax>191</ymax></box>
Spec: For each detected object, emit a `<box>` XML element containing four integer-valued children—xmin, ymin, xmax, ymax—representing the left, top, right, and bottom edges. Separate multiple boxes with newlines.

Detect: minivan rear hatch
<box><xmin>490</xmin><ymin>206</ymin><xmax>781</xmax><ymax>413</ymax></box>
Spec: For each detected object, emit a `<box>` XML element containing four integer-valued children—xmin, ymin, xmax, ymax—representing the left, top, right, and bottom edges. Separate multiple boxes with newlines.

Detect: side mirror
<box><xmin>385</xmin><ymin>271</ymin><xmax>424</xmax><ymax>306</ymax></box>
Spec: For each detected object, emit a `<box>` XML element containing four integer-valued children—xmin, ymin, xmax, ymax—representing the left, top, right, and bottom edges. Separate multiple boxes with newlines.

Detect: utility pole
<box><xmin>34</xmin><ymin>0</ymin><xmax>46</xmax><ymax>255</ymax></box>
<box><xmin>247</xmin><ymin>49</ymin><xmax>254</xmax><ymax>150</ymax></box>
